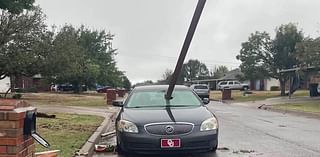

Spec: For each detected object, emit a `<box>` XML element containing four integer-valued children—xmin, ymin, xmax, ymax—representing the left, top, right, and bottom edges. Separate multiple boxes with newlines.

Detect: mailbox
<box><xmin>24</xmin><ymin>111</ymin><xmax>50</xmax><ymax>148</ymax></box>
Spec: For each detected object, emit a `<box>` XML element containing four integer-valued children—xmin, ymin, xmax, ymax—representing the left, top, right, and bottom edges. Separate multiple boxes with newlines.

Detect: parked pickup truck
<box><xmin>217</xmin><ymin>81</ymin><xmax>249</xmax><ymax>91</ymax></box>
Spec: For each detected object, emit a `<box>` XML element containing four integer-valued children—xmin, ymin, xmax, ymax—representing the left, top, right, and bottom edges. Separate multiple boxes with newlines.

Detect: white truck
<box><xmin>217</xmin><ymin>80</ymin><xmax>249</xmax><ymax>91</ymax></box>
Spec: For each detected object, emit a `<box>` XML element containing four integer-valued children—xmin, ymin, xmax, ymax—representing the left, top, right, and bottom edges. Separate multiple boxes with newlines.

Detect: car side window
<box><xmin>228</xmin><ymin>82</ymin><xmax>233</xmax><ymax>85</ymax></box>
<box><xmin>220</xmin><ymin>82</ymin><xmax>227</xmax><ymax>85</ymax></box>
<box><xmin>234</xmin><ymin>81</ymin><xmax>240</xmax><ymax>85</ymax></box>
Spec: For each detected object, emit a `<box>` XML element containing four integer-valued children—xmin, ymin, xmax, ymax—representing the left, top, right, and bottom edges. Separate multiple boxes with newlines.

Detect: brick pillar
<box><xmin>0</xmin><ymin>99</ymin><xmax>36</xmax><ymax>157</ymax></box>
<box><xmin>106</xmin><ymin>89</ymin><xmax>117</xmax><ymax>105</ymax></box>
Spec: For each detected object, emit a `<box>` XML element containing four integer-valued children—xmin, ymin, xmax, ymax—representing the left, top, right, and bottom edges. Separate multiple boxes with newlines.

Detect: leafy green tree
<box><xmin>296</xmin><ymin>37</ymin><xmax>320</xmax><ymax>67</ymax></box>
<box><xmin>0</xmin><ymin>7</ymin><xmax>49</xmax><ymax>94</ymax></box>
<box><xmin>237</xmin><ymin>23</ymin><xmax>304</xmax><ymax>96</ymax></box>
<box><xmin>213</xmin><ymin>65</ymin><xmax>229</xmax><ymax>79</ymax></box>
<box><xmin>121</xmin><ymin>76</ymin><xmax>131</xmax><ymax>90</ymax></box>
<box><xmin>44</xmin><ymin>25</ymin><xmax>127</xmax><ymax>92</ymax></box>
<box><xmin>182</xmin><ymin>59</ymin><xmax>209</xmax><ymax>81</ymax></box>
<box><xmin>0</xmin><ymin>0</ymin><xmax>34</xmax><ymax>14</ymax></box>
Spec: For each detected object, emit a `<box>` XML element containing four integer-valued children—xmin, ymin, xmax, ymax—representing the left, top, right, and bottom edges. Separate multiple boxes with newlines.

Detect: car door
<box><xmin>227</xmin><ymin>81</ymin><xmax>234</xmax><ymax>89</ymax></box>
<box><xmin>234</xmin><ymin>81</ymin><xmax>242</xmax><ymax>90</ymax></box>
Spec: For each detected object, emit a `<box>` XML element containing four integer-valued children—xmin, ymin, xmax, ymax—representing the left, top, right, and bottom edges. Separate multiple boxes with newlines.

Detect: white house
<box><xmin>0</xmin><ymin>77</ymin><xmax>10</xmax><ymax>93</ymax></box>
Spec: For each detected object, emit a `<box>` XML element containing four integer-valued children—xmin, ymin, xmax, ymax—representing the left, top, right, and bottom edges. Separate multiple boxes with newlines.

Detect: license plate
<box><xmin>161</xmin><ymin>139</ymin><xmax>181</xmax><ymax>148</ymax></box>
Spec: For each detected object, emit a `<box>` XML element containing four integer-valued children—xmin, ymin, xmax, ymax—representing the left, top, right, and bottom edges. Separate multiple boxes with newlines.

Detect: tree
<box><xmin>237</xmin><ymin>23</ymin><xmax>304</xmax><ymax>96</ymax></box>
<box><xmin>236</xmin><ymin>31</ymin><xmax>272</xmax><ymax>81</ymax></box>
<box><xmin>182</xmin><ymin>59</ymin><xmax>209</xmax><ymax>81</ymax></box>
<box><xmin>121</xmin><ymin>76</ymin><xmax>131</xmax><ymax>90</ymax></box>
<box><xmin>44</xmin><ymin>25</ymin><xmax>127</xmax><ymax>92</ymax></box>
<box><xmin>0</xmin><ymin>7</ymin><xmax>49</xmax><ymax>94</ymax></box>
<box><xmin>0</xmin><ymin>0</ymin><xmax>35</xmax><ymax>14</ymax></box>
<box><xmin>296</xmin><ymin>37</ymin><xmax>320</xmax><ymax>67</ymax></box>
<box><xmin>213</xmin><ymin>65</ymin><xmax>229</xmax><ymax>79</ymax></box>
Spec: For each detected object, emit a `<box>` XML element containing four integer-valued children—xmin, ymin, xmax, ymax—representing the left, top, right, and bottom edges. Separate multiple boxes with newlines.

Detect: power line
<box><xmin>118</xmin><ymin>53</ymin><xmax>240</xmax><ymax>66</ymax></box>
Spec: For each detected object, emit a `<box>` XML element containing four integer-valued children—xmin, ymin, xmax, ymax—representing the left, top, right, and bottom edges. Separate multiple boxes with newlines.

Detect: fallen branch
<box><xmin>37</xmin><ymin>112</ymin><xmax>56</xmax><ymax>118</ymax></box>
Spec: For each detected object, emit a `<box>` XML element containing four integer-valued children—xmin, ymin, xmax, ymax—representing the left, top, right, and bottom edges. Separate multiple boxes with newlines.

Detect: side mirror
<box><xmin>24</xmin><ymin>111</ymin><xmax>50</xmax><ymax>148</ymax></box>
<box><xmin>112</xmin><ymin>100</ymin><xmax>123</xmax><ymax>107</ymax></box>
<box><xmin>202</xmin><ymin>98</ymin><xmax>210</xmax><ymax>105</ymax></box>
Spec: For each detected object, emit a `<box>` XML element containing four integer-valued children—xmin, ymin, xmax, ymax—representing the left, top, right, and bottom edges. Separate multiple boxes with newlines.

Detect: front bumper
<box><xmin>117</xmin><ymin>126</ymin><xmax>218</xmax><ymax>154</ymax></box>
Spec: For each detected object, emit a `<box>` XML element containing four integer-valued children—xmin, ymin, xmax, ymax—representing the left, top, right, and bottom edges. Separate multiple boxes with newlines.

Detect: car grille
<box><xmin>144</xmin><ymin>122</ymin><xmax>194</xmax><ymax>136</ymax></box>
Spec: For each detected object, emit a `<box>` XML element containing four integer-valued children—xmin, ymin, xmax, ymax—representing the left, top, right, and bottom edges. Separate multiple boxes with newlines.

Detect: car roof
<box><xmin>134</xmin><ymin>85</ymin><xmax>190</xmax><ymax>91</ymax></box>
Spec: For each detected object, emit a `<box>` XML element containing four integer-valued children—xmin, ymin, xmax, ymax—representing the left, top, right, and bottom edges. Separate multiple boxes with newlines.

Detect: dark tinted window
<box><xmin>219</xmin><ymin>82</ymin><xmax>227</xmax><ymax>85</ymax></box>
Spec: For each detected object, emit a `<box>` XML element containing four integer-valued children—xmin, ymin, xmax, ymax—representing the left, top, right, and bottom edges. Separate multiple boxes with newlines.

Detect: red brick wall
<box><xmin>0</xmin><ymin>100</ymin><xmax>36</xmax><ymax>157</ymax></box>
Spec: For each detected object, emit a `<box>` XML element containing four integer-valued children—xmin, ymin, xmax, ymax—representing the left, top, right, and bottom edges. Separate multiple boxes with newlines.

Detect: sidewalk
<box><xmin>224</xmin><ymin>96</ymin><xmax>320</xmax><ymax>119</ymax></box>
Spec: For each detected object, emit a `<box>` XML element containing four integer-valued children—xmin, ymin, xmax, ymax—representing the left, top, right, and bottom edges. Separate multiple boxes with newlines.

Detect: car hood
<box><xmin>121</xmin><ymin>106</ymin><xmax>214</xmax><ymax>126</ymax></box>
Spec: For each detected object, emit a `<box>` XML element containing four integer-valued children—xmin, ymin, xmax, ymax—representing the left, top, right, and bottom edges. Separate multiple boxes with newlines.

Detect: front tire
<box><xmin>116</xmin><ymin>144</ymin><xmax>124</xmax><ymax>155</ymax></box>
<box><xmin>211</xmin><ymin>144</ymin><xmax>218</xmax><ymax>152</ymax></box>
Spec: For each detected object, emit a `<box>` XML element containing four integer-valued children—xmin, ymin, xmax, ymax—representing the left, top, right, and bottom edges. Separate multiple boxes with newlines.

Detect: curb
<box><xmin>75</xmin><ymin>109</ymin><xmax>118</xmax><ymax>157</ymax></box>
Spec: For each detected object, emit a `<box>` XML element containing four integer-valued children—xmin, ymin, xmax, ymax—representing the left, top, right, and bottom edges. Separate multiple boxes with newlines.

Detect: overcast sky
<box><xmin>36</xmin><ymin>0</ymin><xmax>320</xmax><ymax>83</ymax></box>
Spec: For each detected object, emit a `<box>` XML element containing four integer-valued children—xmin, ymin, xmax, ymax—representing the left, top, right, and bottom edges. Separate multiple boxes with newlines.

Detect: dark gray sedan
<box><xmin>113</xmin><ymin>85</ymin><xmax>218</xmax><ymax>155</ymax></box>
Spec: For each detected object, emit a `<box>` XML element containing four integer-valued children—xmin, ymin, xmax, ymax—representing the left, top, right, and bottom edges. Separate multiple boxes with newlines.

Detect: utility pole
<box><xmin>165</xmin><ymin>0</ymin><xmax>207</xmax><ymax>100</ymax></box>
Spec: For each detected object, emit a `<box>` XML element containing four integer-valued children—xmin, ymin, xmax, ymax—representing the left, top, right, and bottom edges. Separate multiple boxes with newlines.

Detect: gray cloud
<box><xmin>36</xmin><ymin>0</ymin><xmax>320</xmax><ymax>83</ymax></box>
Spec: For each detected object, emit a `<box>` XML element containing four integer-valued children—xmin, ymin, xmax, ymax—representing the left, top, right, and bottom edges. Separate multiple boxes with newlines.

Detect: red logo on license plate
<box><xmin>161</xmin><ymin>139</ymin><xmax>181</xmax><ymax>148</ymax></box>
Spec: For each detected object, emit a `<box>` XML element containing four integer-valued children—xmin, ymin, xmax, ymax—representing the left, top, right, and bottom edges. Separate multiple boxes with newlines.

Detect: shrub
<box><xmin>270</xmin><ymin>86</ymin><xmax>280</xmax><ymax>91</ymax></box>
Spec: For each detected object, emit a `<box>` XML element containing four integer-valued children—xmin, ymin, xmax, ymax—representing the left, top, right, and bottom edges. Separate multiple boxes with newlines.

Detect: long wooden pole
<box><xmin>165</xmin><ymin>0</ymin><xmax>207</xmax><ymax>100</ymax></box>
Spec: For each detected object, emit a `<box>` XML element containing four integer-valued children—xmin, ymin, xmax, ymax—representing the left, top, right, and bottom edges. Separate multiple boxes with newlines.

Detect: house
<box><xmin>192</xmin><ymin>68</ymin><xmax>280</xmax><ymax>91</ymax></box>
<box><xmin>15</xmin><ymin>75</ymin><xmax>50</xmax><ymax>92</ymax></box>
<box><xmin>0</xmin><ymin>75</ymin><xmax>50</xmax><ymax>93</ymax></box>
<box><xmin>0</xmin><ymin>77</ymin><xmax>10</xmax><ymax>93</ymax></box>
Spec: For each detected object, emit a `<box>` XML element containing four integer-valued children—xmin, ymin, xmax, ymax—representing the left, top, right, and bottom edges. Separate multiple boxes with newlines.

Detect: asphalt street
<box><xmin>96</xmin><ymin>102</ymin><xmax>320</xmax><ymax>157</ymax></box>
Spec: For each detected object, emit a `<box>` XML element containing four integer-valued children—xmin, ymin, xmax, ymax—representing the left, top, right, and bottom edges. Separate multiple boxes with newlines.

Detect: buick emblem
<box><xmin>165</xmin><ymin>125</ymin><xmax>174</xmax><ymax>134</ymax></box>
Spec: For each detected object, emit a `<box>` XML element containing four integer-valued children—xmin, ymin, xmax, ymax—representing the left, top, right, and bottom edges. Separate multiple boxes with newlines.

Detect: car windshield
<box><xmin>194</xmin><ymin>85</ymin><xmax>208</xmax><ymax>89</ymax></box>
<box><xmin>126</xmin><ymin>90</ymin><xmax>201</xmax><ymax>108</ymax></box>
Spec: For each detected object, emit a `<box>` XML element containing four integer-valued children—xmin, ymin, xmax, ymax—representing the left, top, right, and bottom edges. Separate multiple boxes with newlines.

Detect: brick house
<box><xmin>0</xmin><ymin>75</ymin><xmax>50</xmax><ymax>93</ymax></box>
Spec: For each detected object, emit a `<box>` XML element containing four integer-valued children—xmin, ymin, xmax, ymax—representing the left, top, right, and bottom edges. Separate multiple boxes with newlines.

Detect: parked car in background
<box><xmin>57</xmin><ymin>84</ymin><xmax>74</xmax><ymax>91</ymax></box>
<box><xmin>96</xmin><ymin>86</ymin><xmax>111</xmax><ymax>93</ymax></box>
<box><xmin>318</xmin><ymin>84</ymin><xmax>320</xmax><ymax>94</ymax></box>
<box><xmin>217</xmin><ymin>81</ymin><xmax>249</xmax><ymax>91</ymax></box>
<box><xmin>190</xmin><ymin>84</ymin><xmax>210</xmax><ymax>98</ymax></box>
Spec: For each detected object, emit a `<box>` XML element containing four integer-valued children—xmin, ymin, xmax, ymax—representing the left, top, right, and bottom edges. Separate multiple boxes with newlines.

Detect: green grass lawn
<box><xmin>22</xmin><ymin>93</ymin><xmax>107</xmax><ymax>107</ymax></box>
<box><xmin>210</xmin><ymin>90</ymin><xmax>309</xmax><ymax>102</ymax></box>
<box><xmin>36</xmin><ymin>113</ymin><xmax>104</xmax><ymax>156</ymax></box>
<box><xmin>273</xmin><ymin>102</ymin><xmax>320</xmax><ymax>113</ymax></box>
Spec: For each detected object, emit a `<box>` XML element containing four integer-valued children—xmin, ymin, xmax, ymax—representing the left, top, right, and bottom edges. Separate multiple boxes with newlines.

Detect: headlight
<box><xmin>117</xmin><ymin>120</ymin><xmax>138</xmax><ymax>133</ymax></box>
<box><xmin>200</xmin><ymin>117</ymin><xmax>218</xmax><ymax>131</ymax></box>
